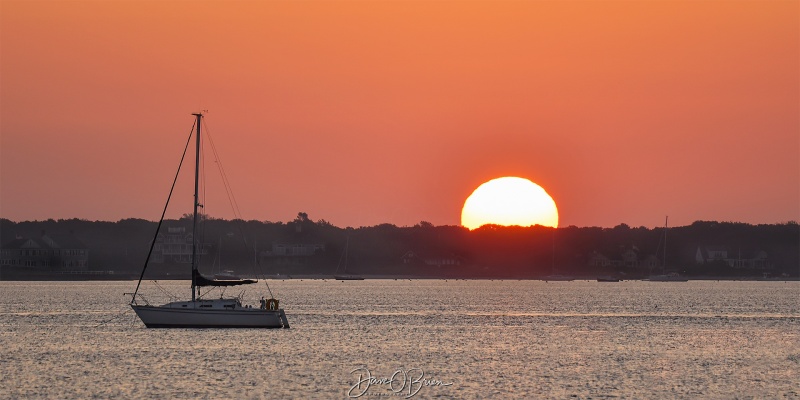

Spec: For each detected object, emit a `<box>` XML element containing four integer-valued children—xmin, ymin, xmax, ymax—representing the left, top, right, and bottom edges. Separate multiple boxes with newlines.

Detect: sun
<box><xmin>461</xmin><ymin>177</ymin><xmax>559</xmax><ymax>230</ymax></box>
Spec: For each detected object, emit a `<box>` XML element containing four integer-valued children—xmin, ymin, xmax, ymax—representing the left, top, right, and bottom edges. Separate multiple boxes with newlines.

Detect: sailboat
<box><xmin>129</xmin><ymin>113</ymin><xmax>290</xmax><ymax>328</ymax></box>
<box><xmin>333</xmin><ymin>236</ymin><xmax>363</xmax><ymax>280</ymax></box>
<box><xmin>648</xmin><ymin>216</ymin><xmax>688</xmax><ymax>282</ymax></box>
<box><xmin>544</xmin><ymin>227</ymin><xmax>573</xmax><ymax>281</ymax></box>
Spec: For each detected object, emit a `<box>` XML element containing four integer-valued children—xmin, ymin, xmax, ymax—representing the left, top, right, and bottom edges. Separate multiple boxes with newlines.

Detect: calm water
<box><xmin>0</xmin><ymin>280</ymin><xmax>798</xmax><ymax>399</ymax></box>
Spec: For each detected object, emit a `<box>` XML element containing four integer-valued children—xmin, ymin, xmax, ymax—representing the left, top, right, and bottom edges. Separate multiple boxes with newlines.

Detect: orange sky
<box><xmin>1</xmin><ymin>1</ymin><xmax>798</xmax><ymax>228</ymax></box>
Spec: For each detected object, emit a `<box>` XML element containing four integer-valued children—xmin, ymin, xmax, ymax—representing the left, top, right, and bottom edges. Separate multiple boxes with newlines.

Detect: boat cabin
<box><xmin>163</xmin><ymin>299</ymin><xmax>247</xmax><ymax>310</ymax></box>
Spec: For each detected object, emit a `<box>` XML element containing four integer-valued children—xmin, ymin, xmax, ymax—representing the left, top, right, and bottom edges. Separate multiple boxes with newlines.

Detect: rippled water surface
<box><xmin>1</xmin><ymin>280</ymin><xmax>798</xmax><ymax>399</ymax></box>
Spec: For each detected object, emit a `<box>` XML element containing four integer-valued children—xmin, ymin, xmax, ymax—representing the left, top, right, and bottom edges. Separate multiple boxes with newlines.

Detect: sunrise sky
<box><xmin>1</xmin><ymin>1</ymin><xmax>797</xmax><ymax>228</ymax></box>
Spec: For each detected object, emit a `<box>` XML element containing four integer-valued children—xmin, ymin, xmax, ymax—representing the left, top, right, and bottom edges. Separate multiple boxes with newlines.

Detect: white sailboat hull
<box><xmin>132</xmin><ymin>304</ymin><xmax>289</xmax><ymax>328</ymax></box>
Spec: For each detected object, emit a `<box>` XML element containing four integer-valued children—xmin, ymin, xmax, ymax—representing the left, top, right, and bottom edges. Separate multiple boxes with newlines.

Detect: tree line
<box><xmin>1</xmin><ymin>215</ymin><xmax>797</xmax><ymax>279</ymax></box>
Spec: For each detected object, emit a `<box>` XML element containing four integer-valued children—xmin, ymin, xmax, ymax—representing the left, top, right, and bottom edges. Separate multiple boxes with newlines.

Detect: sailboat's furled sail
<box><xmin>193</xmin><ymin>270</ymin><xmax>257</xmax><ymax>287</ymax></box>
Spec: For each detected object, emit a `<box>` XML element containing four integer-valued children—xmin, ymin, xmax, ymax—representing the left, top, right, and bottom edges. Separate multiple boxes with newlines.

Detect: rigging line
<box><xmin>204</xmin><ymin>120</ymin><xmax>245</xmax><ymax>222</ymax></box>
<box><xmin>131</xmin><ymin>120</ymin><xmax>196</xmax><ymax>302</ymax></box>
<box><xmin>95</xmin><ymin>307</ymin><xmax>132</xmax><ymax>327</ymax></box>
<box><xmin>199</xmin><ymin>286</ymin><xmax>216</xmax><ymax>299</ymax></box>
<box><xmin>654</xmin><ymin>231</ymin><xmax>664</xmax><ymax>269</ymax></box>
<box><xmin>204</xmin><ymin>121</ymin><xmax>273</xmax><ymax>298</ymax></box>
<box><xmin>205</xmin><ymin>124</ymin><xmax>242</xmax><ymax>221</ymax></box>
<box><xmin>334</xmin><ymin>236</ymin><xmax>349</xmax><ymax>274</ymax></box>
<box><xmin>247</xmin><ymin>231</ymin><xmax>271</xmax><ymax>290</ymax></box>
<box><xmin>204</xmin><ymin>125</ymin><xmax>266</xmax><ymax>272</ymax></box>
<box><xmin>205</xmin><ymin>129</ymin><xmax>248</xmax><ymax>245</ymax></box>
<box><xmin>207</xmin><ymin>123</ymin><xmax>236</xmax><ymax>219</ymax></box>
<box><xmin>153</xmin><ymin>279</ymin><xmax>178</xmax><ymax>301</ymax></box>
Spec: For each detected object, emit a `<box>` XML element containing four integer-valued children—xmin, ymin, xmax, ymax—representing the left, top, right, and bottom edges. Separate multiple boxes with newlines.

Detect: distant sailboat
<box><xmin>649</xmin><ymin>216</ymin><xmax>688</xmax><ymax>282</ymax></box>
<box><xmin>334</xmin><ymin>236</ymin><xmax>363</xmax><ymax>280</ymax></box>
<box><xmin>544</xmin><ymin>227</ymin><xmax>573</xmax><ymax>281</ymax></box>
<box><xmin>128</xmin><ymin>113</ymin><xmax>290</xmax><ymax>328</ymax></box>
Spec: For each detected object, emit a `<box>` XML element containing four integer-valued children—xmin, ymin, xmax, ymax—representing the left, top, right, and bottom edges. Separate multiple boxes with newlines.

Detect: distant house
<box><xmin>620</xmin><ymin>248</ymin><xmax>639</xmax><ymax>268</ymax></box>
<box><xmin>261</xmin><ymin>242</ymin><xmax>325</xmax><ymax>266</ymax></box>
<box><xmin>152</xmin><ymin>226</ymin><xmax>209</xmax><ymax>263</ymax></box>
<box><xmin>588</xmin><ymin>251</ymin><xmax>611</xmax><ymax>267</ymax></box>
<box><xmin>695</xmin><ymin>246</ymin><xmax>729</xmax><ymax>264</ymax></box>
<box><xmin>742</xmin><ymin>251</ymin><xmax>770</xmax><ymax>270</ymax></box>
<box><xmin>0</xmin><ymin>234</ymin><xmax>88</xmax><ymax>270</ymax></box>
<box><xmin>589</xmin><ymin>247</ymin><xmax>645</xmax><ymax>269</ymax></box>
<box><xmin>640</xmin><ymin>255</ymin><xmax>660</xmax><ymax>270</ymax></box>
<box><xmin>695</xmin><ymin>246</ymin><xmax>773</xmax><ymax>270</ymax></box>
<box><xmin>269</xmin><ymin>243</ymin><xmax>325</xmax><ymax>257</ymax></box>
<box><xmin>402</xmin><ymin>250</ymin><xmax>463</xmax><ymax>267</ymax></box>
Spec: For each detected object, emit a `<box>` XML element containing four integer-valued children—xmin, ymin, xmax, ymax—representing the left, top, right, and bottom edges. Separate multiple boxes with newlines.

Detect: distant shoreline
<box><xmin>3</xmin><ymin>219</ymin><xmax>797</xmax><ymax>281</ymax></box>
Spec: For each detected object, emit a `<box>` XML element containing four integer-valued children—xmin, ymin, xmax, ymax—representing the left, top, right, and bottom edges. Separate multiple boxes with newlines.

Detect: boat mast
<box><xmin>191</xmin><ymin>113</ymin><xmax>202</xmax><ymax>301</ymax></box>
<box><xmin>663</xmin><ymin>215</ymin><xmax>668</xmax><ymax>273</ymax></box>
